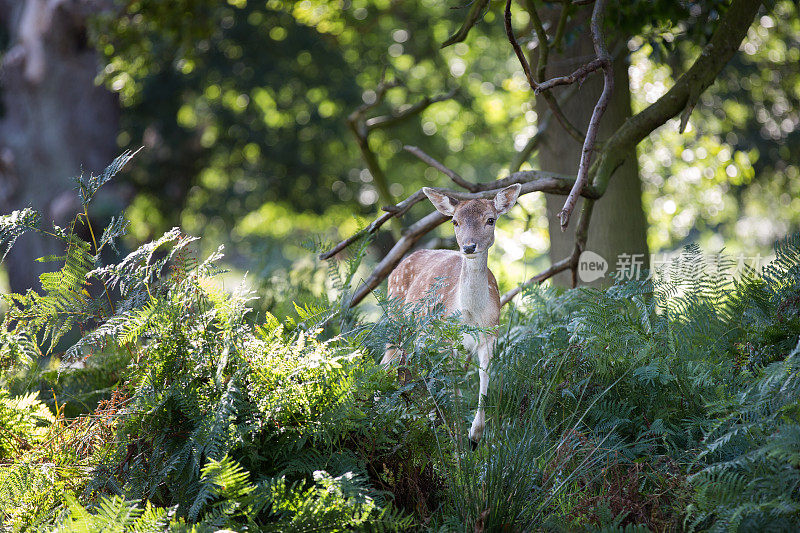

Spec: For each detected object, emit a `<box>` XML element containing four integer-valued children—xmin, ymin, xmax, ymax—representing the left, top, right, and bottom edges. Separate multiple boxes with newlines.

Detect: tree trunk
<box><xmin>0</xmin><ymin>0</ymin><xmax>119</xmax><ymax>293</ymax></box>
<box><xmin>536</xmin><ymin>10</ymin><xmax>649</xmax><ymax>286</ymax></box>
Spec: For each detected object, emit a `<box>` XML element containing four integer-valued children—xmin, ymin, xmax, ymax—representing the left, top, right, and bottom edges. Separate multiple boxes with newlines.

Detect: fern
<box><xmin>0</xmin><ymin>207</ymin><xmax>41</xmax><ymax>260</ymax></box>
<box><xmin>74</xmin><ymin>149</ymin><xmax>139</xmax><ymax>207</ymax></box>
<box><xmin>689</xmin><ymin>338</ymin><xmax>800</xmax><ymax>531</ymax></box>
<box><xmin>0</xmin><ymin>389</ymin><xmax>55</xmax><ymax>460</ymax></box>
<box><xmin>4</xmin><ymin>149</ymin><xmax>800</xmax><ymax>530</ymax></box>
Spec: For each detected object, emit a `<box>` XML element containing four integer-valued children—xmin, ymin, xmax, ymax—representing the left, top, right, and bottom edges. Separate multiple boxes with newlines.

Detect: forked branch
<box><xmin>347</xmin><ymin>80</ymin><xmax>456</xmax><ymax>215</ymax></box>
<box><xmin>319</xmin><ymin>168</ymin><xmax>600</xmax><ymax>262</ymax></box>
<box><xmin>506</xmin><ymin>0</ymin><xmax>612</xmax><ymax>230</ymax></box>
<box><xmin>500</xmin><ymin>0</ymin><xmax>762</xmax><ymax>304</ymax></box>
<box><xmin>534</xmin><ymin>57</ymin><xmax>605</xmax><ymax>93</ymax></box>
<box><xmin>327</xmin><ymin>0</ymin><xmax>762</xmax><ymax>309</ymax></box>
<box><xmin>505</xmin><ymin>0</ymin><xmax>585</xmax><ymax>143</ymax></box>
<box><xmin>556</xmin><ymin>0</ymin><xmax>612</xmax><ymax>230</ymax></box>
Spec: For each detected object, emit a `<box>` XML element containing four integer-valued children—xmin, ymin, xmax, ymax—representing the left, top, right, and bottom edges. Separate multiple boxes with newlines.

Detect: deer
<box><xmin>380</xmin><ymin>184</ymin><xmax>521</xmax><ymax>446</ymax></box>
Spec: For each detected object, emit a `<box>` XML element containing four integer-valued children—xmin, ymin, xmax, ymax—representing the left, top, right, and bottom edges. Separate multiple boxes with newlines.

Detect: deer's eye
<box><xmin>486</xmin><ymin>218</ymin><xmax>495</xmax><ymax>226</ymax></box>
<box><xmin>453</xmin><ymin>220</ymin><xmax>459</xmax><ymax>227</ymax></box>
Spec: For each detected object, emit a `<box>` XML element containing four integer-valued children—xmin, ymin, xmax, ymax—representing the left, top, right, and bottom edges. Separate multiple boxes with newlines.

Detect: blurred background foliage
<box><xmin>634</xmin><ymin>1</ymin><xmax>800</xmax><ymax>253</ymax></box>
<box><xmin>91</xmin><ymin>0</ymin><xmax>531</xmax><ymax>288</ymax></box>
<box><xmin>1</xmin><ymin>0</ymin><xmax>800</xmax><ymax>528</ymax></box>
<box><xmin>0</xmin><ymin>0</ymin><xmax>796</xmax><ymax>315</ymax></box>
<box><xmin>84</xmin><ymin>0</ymin><xmax>797</xmax><ymax>309</ymax></box>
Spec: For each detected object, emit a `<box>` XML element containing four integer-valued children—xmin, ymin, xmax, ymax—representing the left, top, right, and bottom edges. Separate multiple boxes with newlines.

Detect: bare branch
<box><xmin>509</xmin><ymin>117</ymin><xmax>549</xmax><ymax>173</ymax></box>
<box><xmin>347</xmin><ymin>115</ymin><xmax>397</xmax><ymax>216</ymax></box>
<box><xmin>351</xmin><ymin>78</ymin><xmax>402</xmax><ymax>121</ymax></box>
<box><xmin>318</xmin><ymin>213</ymin><xmax>392</xmax><ymax>261</ymax></box>
<box><xmin>501</xmin><ymin>197</ymin><xmax>594</xmax><ymax>306</ymax></box>
<box><xmin>524</xmin><ymin>0</ymin><xmax>549</xmax><ymax>81</ymax></box>
<box><xmin>347</xmin><ymin>83</ymin><xmax>456</xmax><ymax>228</ymax></box>
<box><xmin>508</xmin><ymin>0</ymin><xmax>586</xmax><ymax>143</ymax></box>
<box><xmin>423</xmin><ymin>177</ymin><xmax>601</xmax><ymax>202</ymax></box>
<box><xmin>335</xmin><ymin>0</ymin><xmax>763</xmax><ymax>309</ymax></box>
<box><xmin>504</xmin><ymin>0</ymin><xmax>539</xmax><ymax>91</ymax></box>
<box><xmin>320</xmin><ymin>169</ymin><xmax>600</xmax><ymax>261</ymax></box>
<box><xmin>540</xmin><ymin>92</ymin><xmax>586</xmax><ymax>143</ymax></box>
<box><xmin>348</xmin><ymin>211</ymin><xmax>449</xmax><ymax>307</ymax></box>
<box><xmin>509</xmin><ymin>82</ymin><xmax>581</xmax><ymax>172</ymax></box>
<box><xmin>366</xmin><ymin>89</ymin><xmax>457</xmax><ymax>131</ymax></box>
<box><xmin>550</xmin><ymin>0</ymin><xmax>571</xmax><ymax>51</ymax></box>
<box><xmin>403</xmin><ymin>145</ymin><xmax>478</xmax><ymax>192</ymax></box>
<box><xmin>535</xmin><ymin>57</ymin><xmax>604</xmax><ymax>93</ymax></box>
<box><xmin>319</xmin><ymin>189</ymin><xmax>427</xmax><ymax>260</ymax></box>
<box><xmin>499</xmin><ymin>256</ymin><xmax>571</xmax><ymax>306</ymax></box>
<box><xmin>592</xmin><ymin>0</ymin><xmax>762</xmax><ymax>195</ymax></box>
<box><xmin>557</xmin><ymin>0</ymin><xmax>612</xmax><ymax>230</ymax></box>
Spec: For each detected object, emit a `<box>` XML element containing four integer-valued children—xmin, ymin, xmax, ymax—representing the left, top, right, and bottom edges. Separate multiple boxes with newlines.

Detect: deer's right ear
<box><xmin>423</xmin><ymin>188</ymin><xmax>458</xmax><ymax>217</ymax></box>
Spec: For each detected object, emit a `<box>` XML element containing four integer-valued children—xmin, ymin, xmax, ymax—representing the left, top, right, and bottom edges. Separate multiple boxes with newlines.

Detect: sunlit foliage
<box><xmin>635</xmin><ymin>0</ymin><xmax>800</xmax><ymax>253</ymax></box>
<box><xmin>2</xmin><ymin>156</ymin><xmax>800</xmax><ymax>530</ymax></box>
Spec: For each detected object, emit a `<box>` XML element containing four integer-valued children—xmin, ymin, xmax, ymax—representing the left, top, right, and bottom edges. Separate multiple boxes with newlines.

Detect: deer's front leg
<box><xmin>469</xmin><ymin>335</ymin><xmax>495</xmax><ymax>445</ymax></box>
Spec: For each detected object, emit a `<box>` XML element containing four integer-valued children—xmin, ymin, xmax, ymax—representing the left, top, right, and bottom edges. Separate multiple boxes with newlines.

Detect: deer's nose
<box><xmin>462</xmin><ymin>243</ymin><xmax>477</xmax><ymax>254</ymax></box>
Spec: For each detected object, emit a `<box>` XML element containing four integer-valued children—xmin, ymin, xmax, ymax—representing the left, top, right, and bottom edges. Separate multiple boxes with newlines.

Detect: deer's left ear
<box><xmin>494</xmin><ymin>184</ymin><xmax>521</xmax><ymax>215</ymax></box>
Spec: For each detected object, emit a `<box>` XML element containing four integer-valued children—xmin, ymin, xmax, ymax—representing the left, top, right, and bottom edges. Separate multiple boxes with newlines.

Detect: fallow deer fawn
<box><xmin>381</xmin><ymin>184</ymin><xmax>521</xmax><ymax>445</ymax></box>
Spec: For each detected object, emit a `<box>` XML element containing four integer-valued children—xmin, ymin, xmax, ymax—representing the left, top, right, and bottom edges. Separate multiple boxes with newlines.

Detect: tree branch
<box><xmin>346</xmin><ymin>82</ymin><xmax>456</xmax><ymax>233</ymax></box>
<box><xmin>403</xmin><ymin>145</ymin><xmax>478</xmax><ymax>192</ymax></box>
<box><xmin>534</xmin><ymin>57</ymin><xmax>604</xmax><ymax>93</ymax></box>
<box><xmin>348</xmin><ymin>210</ymin><xmax>449</xmax><ymax>307</ymax></box>
<box><xmin>365</xmin><ymin>89</ymin><xmax>457</xmax><ymax>131</ymax></box>
<box><xmin>442</xmin><ymin>0</ymin><xmax>491</xmax><ymax>48</ymax></box>
<box><xmin>346</xmin><ymin>116</ymin><xmax>397</xmax><ymax>221</ymax></box>
<box><xmin>524</xmin><ymin>0</ymin><xmax>549</xmax><ymax>81</ymax></box>
<box><xmin>501</xmin><ymin>197</ymin><xmax>594</xmax><ymax>305</ymax></box>
<box><xmin>320</xmin><ymin>170</ymin><xmax>601</xmax><ymax>262</ymax></box>
<box><xmin>550</xmin><ymin>0</ymin><xmax>572</xmax><ymax>52</ymax></box>
<box><xmin>509</xmin><ymin>82</ymin><xmax>581</xmax><ymax>172</ymax></box>
<box><xmin>591</xmin><ymin>0</ymin><xmax>762</xmax><ymax>195</ymax></box>
<box><xmin>501</xmin><ymin>0</ymin><xmax>761</xmax><ymax>305</ymax></box>
<box><xmin>508</xmin><ymin>0</ymin><xmax>586</xmax><ymax>143</ymax></box>
<box><xmin>335</xmin><ymin>0</ymin><xmax>762</xmax><ymax>309</ymax></box>
<box><xmin>557</xmin><ymin>0</ymin><xmax>612</xmax><ymax>230</ymax></box>
<box><xmin>504</xmin><ymin>0</ymin><xmax>539</xmax><ymax>91</ymax></box>
<box><xmin>499</xmin><ymin>256</ymin><xmax>571</xmax><ymax>306</ymax></box>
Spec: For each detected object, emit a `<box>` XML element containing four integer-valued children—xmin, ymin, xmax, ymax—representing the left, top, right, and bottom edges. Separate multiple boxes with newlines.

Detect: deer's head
<box><xmin>423</xmin><ymin>184</ymin><xmax>521</xmax><ymax>258</ymax></box>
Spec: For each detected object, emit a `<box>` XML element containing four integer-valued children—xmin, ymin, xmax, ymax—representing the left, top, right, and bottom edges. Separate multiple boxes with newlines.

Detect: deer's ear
<box><xmin>423</xmin><ymin>187</ymin><xmax>458</xmax><ymax>217</ymax></box>
<box><xmin>494</xmin><ymin>184</ymin><xmax>521</xmax><ymax>215</ymax></box>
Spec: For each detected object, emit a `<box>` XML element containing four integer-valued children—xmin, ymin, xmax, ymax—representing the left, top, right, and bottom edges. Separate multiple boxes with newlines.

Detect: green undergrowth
<box><xmin>1</xmin><ymin>155</ymin><xmax>799</xmax><ymax>531</ymax></box>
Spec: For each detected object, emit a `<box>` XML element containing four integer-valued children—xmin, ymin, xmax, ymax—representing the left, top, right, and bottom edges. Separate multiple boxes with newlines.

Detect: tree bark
<box><xmin>0</xmin><ymin>0</ymin><xmax>119</xmax><ymax>293</ymax></box>
<box><xmin>536</xmin><ymin>10</ymin><xmax>648</xmax><ymax>286</ymax></box>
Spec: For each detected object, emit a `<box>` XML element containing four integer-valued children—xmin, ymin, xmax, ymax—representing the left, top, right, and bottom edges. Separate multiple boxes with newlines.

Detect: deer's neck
<box><xmin>457</xmin><ymin>251</ymin><xmax>490</xmax><ymax>317</ymax></box>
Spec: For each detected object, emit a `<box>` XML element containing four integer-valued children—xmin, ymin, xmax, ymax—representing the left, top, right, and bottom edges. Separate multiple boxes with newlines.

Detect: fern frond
<box><xmin>74</xmin><ymin>149</ymin><xmax>140</xmax><ymax>207</ymax></box>
<box><xmin>0</xmin><ymin>207</ymin><xmax>42</xmax><ymax>260</ymax></box>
